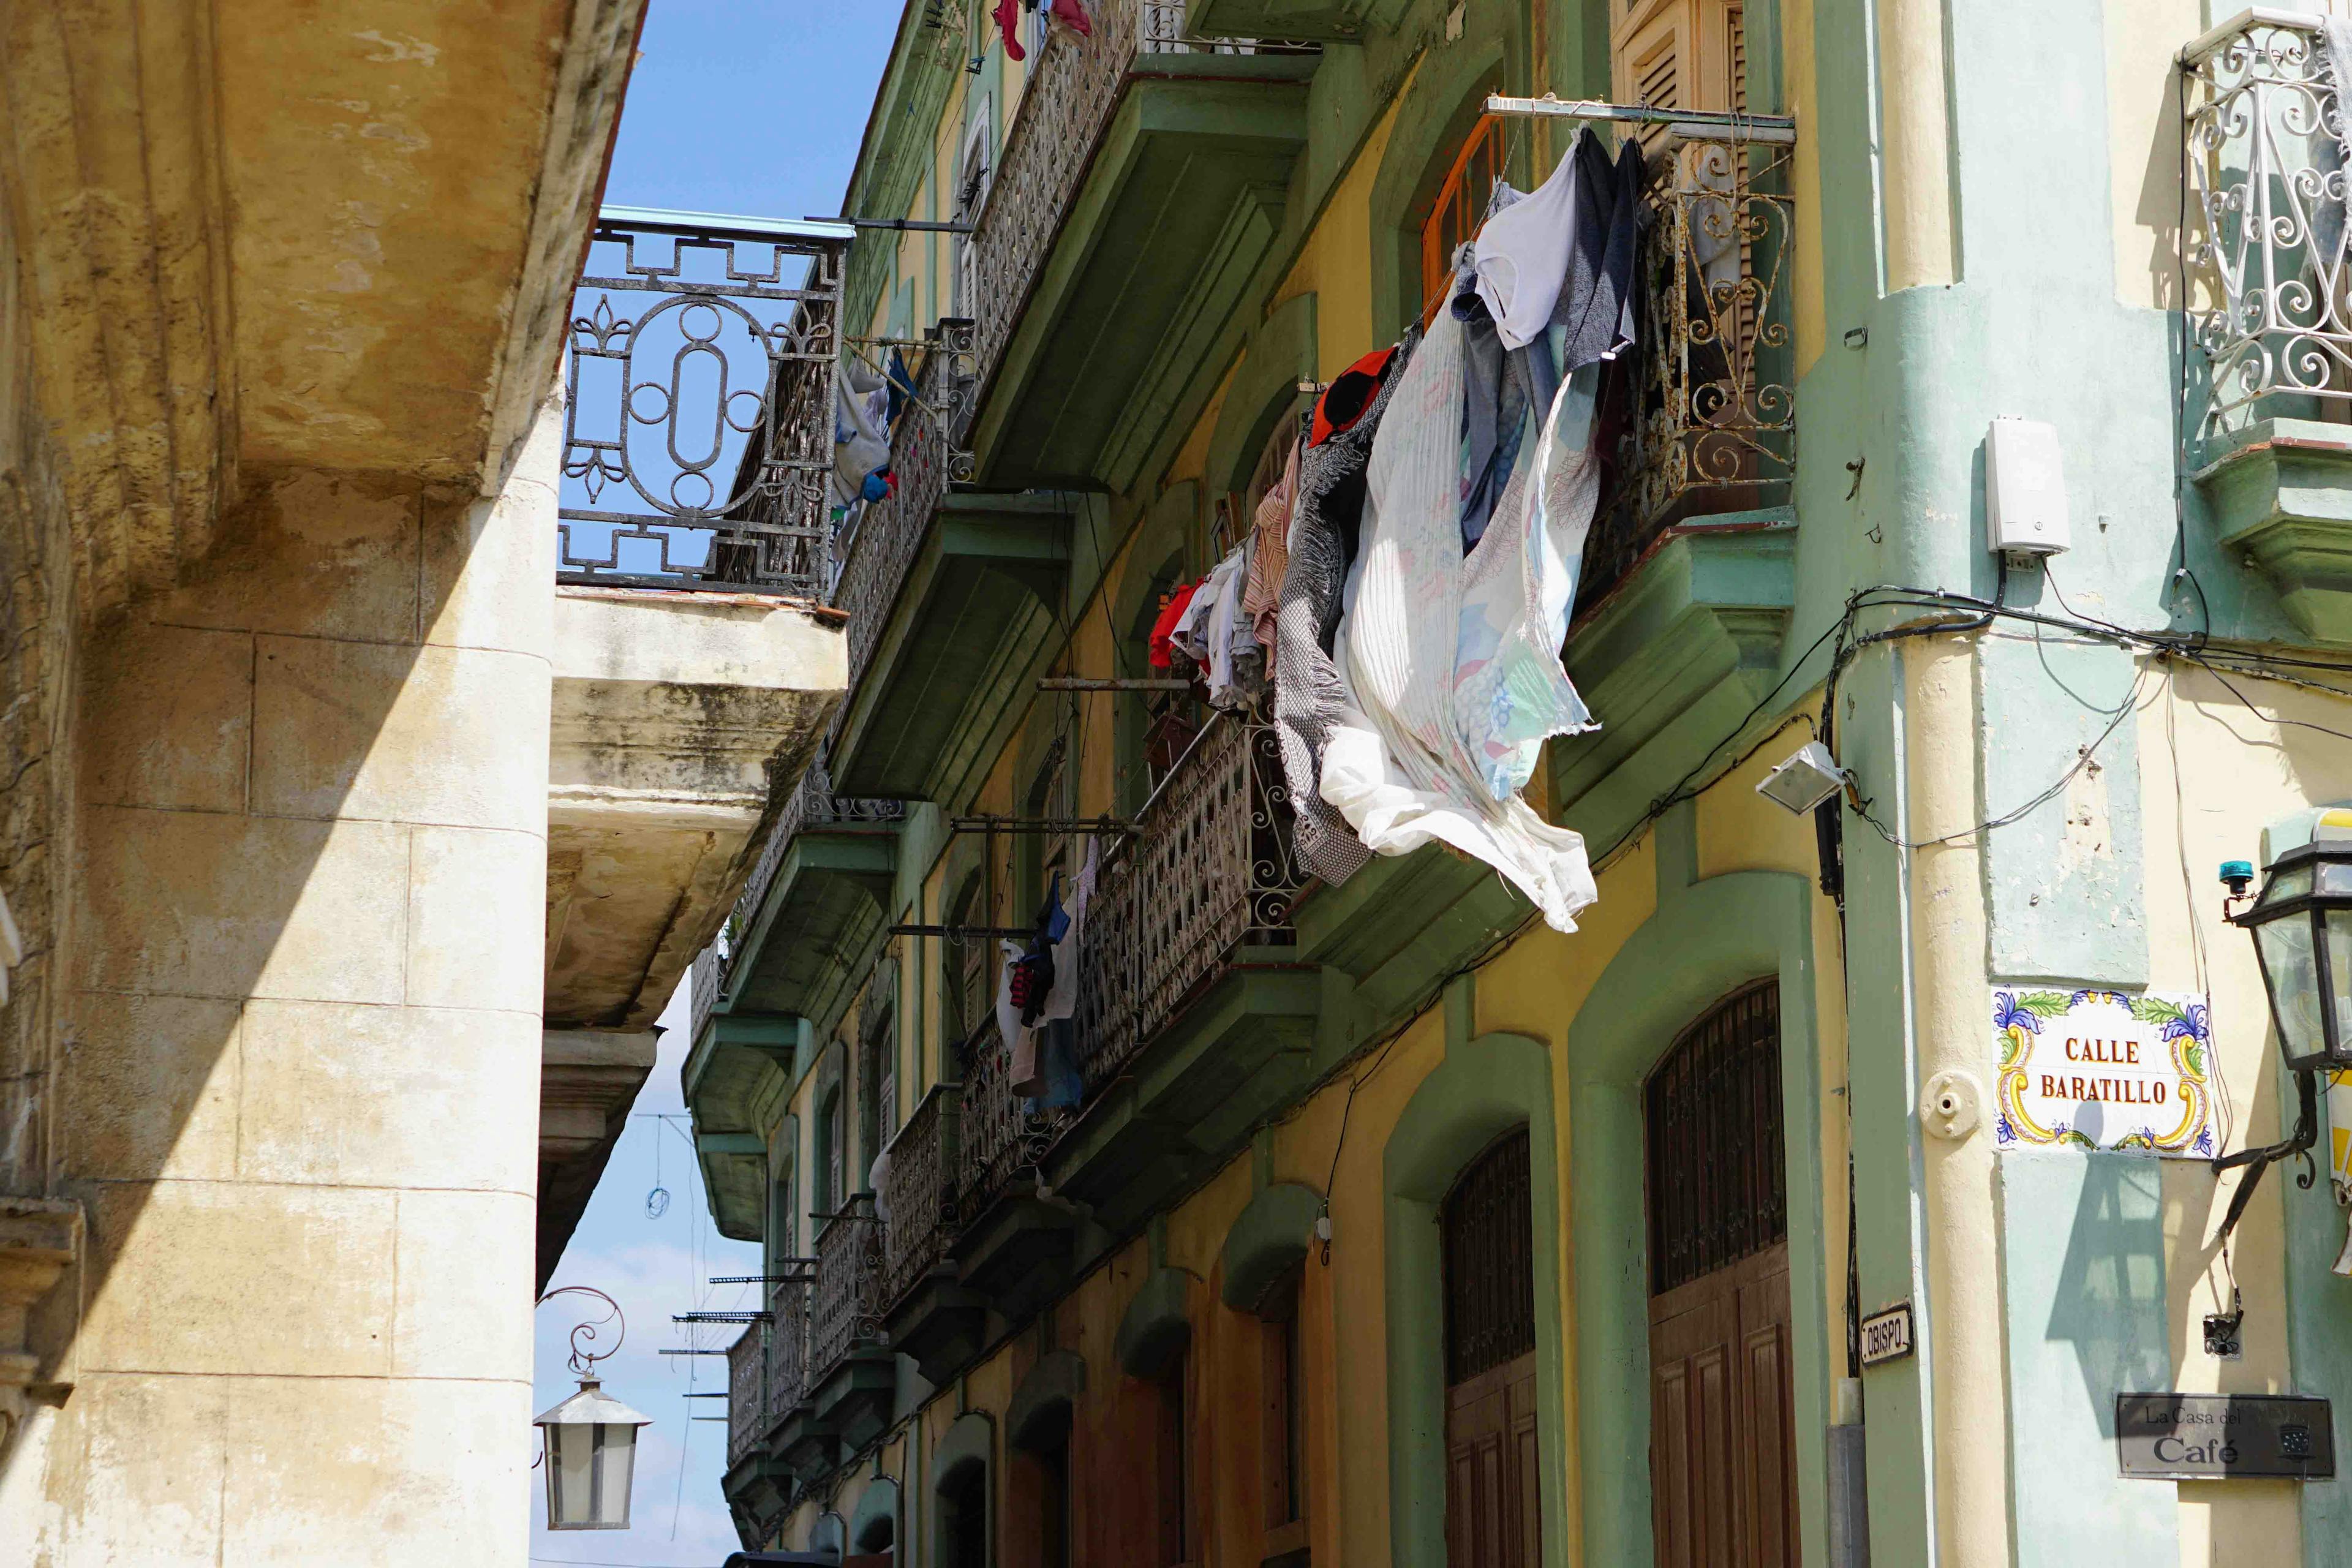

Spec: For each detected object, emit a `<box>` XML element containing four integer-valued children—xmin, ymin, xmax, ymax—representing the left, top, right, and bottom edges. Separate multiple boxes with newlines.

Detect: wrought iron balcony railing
<box><xmin>827</xmin><ymin>2</ymin><xmax>1314</xmax><ymax>693</ymax></box>
<box><xmin>809</xmin><ymin>1196</ymin><xmax>884</xmax><ymax>1384</ymax></box>
<box><xmin>1073</xmin><ymin>711</ymin><xmax>1306</xmax><ymax>1091</ymax></box>
<box><xmin>689</xmin><ymin>752</ymin><xmax>905</xmax><ymax>1045</ymax></box>
<box><xmin>831</xmin><ymin>325</ymin><xmax>973</xmax><ymax>693</ymax></box>
<box><xmin>878</xmin><ymin>1082</ymin><xmax>962</xmax><ymax>1311</ymax></box>
<box><xmin>2184</xmin><ymin>13</ymin><xmax>2350</xmax><ymax>437</ymax></box>
<box><xmin>769</xmin><ymin>1278</ymin><xmax>809</xmax><ymax>1424</ymax></box>
<box><xmin>559</xmin><ymin>208</ymin><xmax>851</xmax><ymax>596</ymax></box>
<box><xmin>726</xmin><ymin>1321</ymin><xmax>768</xmax><ymax>1467</ymax></box>
<box><xmin>937</xmin><ymin>712</ymin><xmax>1303</xmax><ymax>1227</ymax></box>
<box><xmin>954</xmin><ymin>1018</ymin><xmax>1072</xmax><ymax>1223</ymax></box>
<box><xmin>1583</xmin><ymin>126</ymin><xmax>1796</xmax><ymax>601</ymax></box>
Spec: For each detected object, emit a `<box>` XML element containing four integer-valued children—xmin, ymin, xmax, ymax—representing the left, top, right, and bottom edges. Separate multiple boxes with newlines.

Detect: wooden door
<box><xmin>1644</xmin><ymin>982</ymin><xmax>1796</xmax><ymax>1568</ymax></box>
<box><xmin>1648</xmin><ymin>1245</ymin><xmax>1796</xmax><ymax>1568</ymax></box>
<box><xmin>1446</xmin><ymin>1351</ymin><xmax>1542</xmax><ymax>1567</ymax></box>
<box><xmin>1441</xmin><ymin>1129</ymin><xmax>1542</xmax><ymax>1568</ymax></box>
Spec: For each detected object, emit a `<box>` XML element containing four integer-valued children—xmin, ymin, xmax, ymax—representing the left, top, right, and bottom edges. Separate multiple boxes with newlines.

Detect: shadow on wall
<box><xmin>9</xmin><ymin>457</ymin><xmax>548</xmax><ymax>1535</ymax></box>
<box><xmin>2044</xmin><ymin>1154</ymin><xmax>2169</xmax><ymax>1437</ymax></box>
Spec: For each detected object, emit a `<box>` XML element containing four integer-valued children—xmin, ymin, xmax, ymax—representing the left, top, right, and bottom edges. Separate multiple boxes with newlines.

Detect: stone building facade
<box><xmin>0</xmin><ymin>4</ymin><xmax>848</xmax><ymax>1562</ymax></box>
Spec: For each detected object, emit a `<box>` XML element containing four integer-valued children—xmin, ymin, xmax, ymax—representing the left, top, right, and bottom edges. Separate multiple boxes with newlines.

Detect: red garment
<box><xmin>995</xmin><ymin>0</ymin><xmax>1026</xmax><ymax>60</ymax></box>
<box><xmin>1309</xmin><ymin>344</ymin><xmax>1400</xmax><ymax>446</ymax></box>
<box><xmin>1049</xmin><ymin>0</ymin><xmax>1092</xmax><ymax>35</ymax></box>
<box><xmin>1147</xmin><ymin>582</ymin><xmax>1197</xmax><ymax>670</ymax></box>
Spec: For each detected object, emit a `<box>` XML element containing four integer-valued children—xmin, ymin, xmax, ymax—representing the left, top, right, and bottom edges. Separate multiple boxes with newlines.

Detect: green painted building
<box><xmin>684</xmin><ymin>2</ymin><xmax>2352</xmax><ymax>1563</ymax></box>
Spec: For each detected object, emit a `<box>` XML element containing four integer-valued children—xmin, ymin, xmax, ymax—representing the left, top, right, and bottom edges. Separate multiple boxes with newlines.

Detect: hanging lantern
<box><xmin>534</xmin><ymin>1376</ymin><xmax>652</xmax><ymax>1530</ymax></box>
<box><xmin>2234</xmin><ymin>836</ymin><xmax>2352</xmax><ymax>1071</ymax></box>
<box><xmin>534</xmin><ymin>1285</ymin><xmax>652</xmax><ymax>1531</ymax></box>
<box><xmin>2209</xmin><ymin>820</ymin><xmax>2352</xmax><ymax>1246</ymax></box>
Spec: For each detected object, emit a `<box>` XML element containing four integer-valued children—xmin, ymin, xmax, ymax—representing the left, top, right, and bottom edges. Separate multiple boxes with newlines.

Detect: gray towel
<box><xmin>1273</xmin><ymin>329</ymin><xmax>1418</xmax><ymax>888</ymax></box>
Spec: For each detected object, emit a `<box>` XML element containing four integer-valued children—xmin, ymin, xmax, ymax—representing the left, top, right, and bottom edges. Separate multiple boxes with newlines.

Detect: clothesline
<box><xmin>1483</xmin><ymin>92</ymin><xmax>1797</xmax><ymax>141</ymax></box>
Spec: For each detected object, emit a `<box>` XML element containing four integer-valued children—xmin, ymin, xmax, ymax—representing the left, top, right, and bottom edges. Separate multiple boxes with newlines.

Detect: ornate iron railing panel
<box><xmin>726</xmin><ymin>1321</ymin><xmax>768</xmax><ymax>1466</ymax></box>
<box><xmin>809</xmin><ymin>1196</ymin><xmax>883</xmax><ymax>1383</ymax></box>
<box><xmin>879</xmin><ymin>1082</ymin><xmax>962</xmax><ymax>1310</ymax></box>
<box><xmin>953</xmin><ymin>1020</ymin><xmax>1072</xmax><ymax>1217</ymax></box>
<box><xmin>831</xmin><ymin>326</ymin><xmax>971</xmax><ymax>691</ymax></box>
<box><xmin>768</xmin><ymin>1278</ymin><xmax>809</xmax><ymax>1423</ymax></box>
<box><xmin>690</xmin><ymin>752</ymin><xmax>905</xmax><ymax>1046</ymax></box>
<box><xmin>2184</xmin><ymin>15</ymin><xmax>2351</xmax><ymax>435</ymax></box>
<box><xmin>1072</xmin><ymin>713</ymin><xmax>1304</xmax><ymax>1091</ymax></box>
<box><xmin>560</xmin><ymin>209</ymin><xmax>850</xmax><ymax>595</ymax></box>
<box><xmin>1585</xmin><ymin>129</ymin><xmax>1796</xmax><ymax>600</ymax></box>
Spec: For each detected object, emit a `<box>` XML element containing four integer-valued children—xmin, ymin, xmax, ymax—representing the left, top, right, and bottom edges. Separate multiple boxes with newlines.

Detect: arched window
<box><xmin>859</xmin><ymin>971</ymin><xmax>897</xmax><ymax>1175</ymax></box>
<box><xmin>1419</xmin><ymin>116</ymin><xmax>1507</xmax><ymax>317</ymax></box>
<box><xmin>937</xmin><ymin>1457</ymin><xmax>989</xmax><ymax>1568</ymax></box>
<box><xmin>954</xmin><ymin>99</ymin><xmax>993</xmax><ymax>318</ymax></box>
<box><xmin>816</xmin><ymin>1085</ymin><xmax>845</xmax><ymax>1215</ymax></box>
<box><xmin>945</xmin><ymin>870</ymin><xmax>989</xmax><ymax>1050</ymax></box>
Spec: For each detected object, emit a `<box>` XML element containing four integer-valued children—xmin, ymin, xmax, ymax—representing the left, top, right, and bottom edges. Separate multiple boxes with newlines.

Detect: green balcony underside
<box><xmin>809</xmin><ymin>1347</ymin><xmax>896</xmax><ymax>1454</ymax></box>
<box><xmin>973</xmin><ymin>55</ymin><xmax>1316</xmax><ymax>494</ymax></box>
<box><xmin>683</xmin><ymin>1016</ymin><xmax>800</xmax><ymax>1242</ymax></box>
<box><xmin>1553</xmin><ymin>517</ymin><xmax>1800</xmax><ymax>832</ymax></box>
<box><xmin>2195</xmin><ymin>418</ymin><xmax>2352</xmax><ymax>643</ymax></box>
<box><xmin>1186</xmin><ymin>0</ymin><xmax>1378</xmax><ymax>39</ymax></box>
<box><xmin>1046</xmin><ymin>960</ymin><xmax>1322</xmax><ymax>1233</ymax></box>
<box><xmin>719</xmin><ymin>1453</ymin><xmax>794</xmax><ymax>1527</ymax></box>
<box><xmin>829</xmin><ymin>492</ymin><xmax>1070</xmax><ymax>802</ymax></box>
<box><xmin>728</xmin><ymin>830</ymin><xmax>899</xmax><ymax>1023</ymax></box>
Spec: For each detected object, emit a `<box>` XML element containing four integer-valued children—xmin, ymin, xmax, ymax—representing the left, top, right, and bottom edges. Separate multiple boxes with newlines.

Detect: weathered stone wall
<box><xmin>18</xmin><ymin>402</ymin><xmax>562</xmax><ymax>1565</ymax></box>
<box><xmin>0</xmin><ymin>136</ymin><xmax>82</xmax><ymax>1205</ymax></box>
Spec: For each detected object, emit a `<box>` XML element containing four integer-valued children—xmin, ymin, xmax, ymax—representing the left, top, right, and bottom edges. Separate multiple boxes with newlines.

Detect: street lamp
<box><xmin>534</xmin><ymin>1286</ymin><xmax>652</xmax><ymax>1531</ymax></box>
<box><xmin>2213</xmin><ymin>837</ymin><xmax>2352</xmax><ymax>1242</ymax></box>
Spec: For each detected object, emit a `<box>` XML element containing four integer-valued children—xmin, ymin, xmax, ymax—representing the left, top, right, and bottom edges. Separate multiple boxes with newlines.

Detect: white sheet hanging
<box><xmin>1317</xmin><ymin>306</ymin><xmax>1599</xmax><ymax>933</ymax></box>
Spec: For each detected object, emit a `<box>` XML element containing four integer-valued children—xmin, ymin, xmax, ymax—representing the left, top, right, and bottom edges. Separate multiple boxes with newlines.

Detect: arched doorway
<box><xmin>1441</xmin><ymin>1126</ymin><xmax>1540</xmax><ymax>1567</ymax></box>
<box><xmin>1644</xmin><ymin>979</ymin><xmax>1796</xmax><ymax>1567</ymax></box>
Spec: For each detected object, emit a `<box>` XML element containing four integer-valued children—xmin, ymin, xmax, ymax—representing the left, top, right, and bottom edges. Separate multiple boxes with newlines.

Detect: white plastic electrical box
<box><xmin>1985</xmin><ymin>417</ymin><xmax>2070</xmax><ymax>556</ymax></box>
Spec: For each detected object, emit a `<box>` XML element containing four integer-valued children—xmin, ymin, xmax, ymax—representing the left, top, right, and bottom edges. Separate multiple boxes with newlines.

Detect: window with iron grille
<box><xmin>1440</xmin><ymin>1126</ymin><xmax>1537</xmax><ymax>1384</ymax></box>
<box><xmin>1644</xmin><ymin>979</ymin><xmax>1785</xmax><ymax>1296</ymax></box>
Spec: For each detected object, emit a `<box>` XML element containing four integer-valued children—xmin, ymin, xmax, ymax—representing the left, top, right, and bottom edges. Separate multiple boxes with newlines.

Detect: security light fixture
<box><xmin>534</xmin><ymin>1286</ymin><xmax>652</xmax><ymax>1531</ymax></box>
<box><xmin>1756</xmin><ymin>742</ymin><xmax>1850</xmax><ymax>816</ymax></box>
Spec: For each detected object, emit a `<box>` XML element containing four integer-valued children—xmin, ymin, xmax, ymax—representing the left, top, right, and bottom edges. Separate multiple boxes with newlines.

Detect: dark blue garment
<box><xmin>1022</xmin><ymin>1020</ymin><xmax>1084</xmax><ymax>1112</ymax></box>
<box><xmin>884</xmin><ymin>349</ymin><xmax>918</xmax><ymax>428</ymax></box>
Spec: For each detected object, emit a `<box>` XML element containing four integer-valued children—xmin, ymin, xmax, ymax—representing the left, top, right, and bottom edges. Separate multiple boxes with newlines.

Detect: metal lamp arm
<box><xmin>2210</xmin><ymin>1069</ymin><xmax>2320</xmax><ymax>1246</ymax></box>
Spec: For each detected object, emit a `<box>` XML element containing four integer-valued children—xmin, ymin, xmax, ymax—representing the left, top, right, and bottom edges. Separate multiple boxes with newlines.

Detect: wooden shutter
<box><xmin>1612</xmin><ymin>0</ymin><xmax>1746</xmax><ymax>132</ymax></box>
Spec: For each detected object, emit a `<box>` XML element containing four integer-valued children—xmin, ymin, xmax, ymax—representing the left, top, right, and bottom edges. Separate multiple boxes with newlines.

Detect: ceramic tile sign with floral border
<box><xmin>1991</xmin><ymin>987</ymin><xmax>2215</xmax><ymax>1156</ymax></box>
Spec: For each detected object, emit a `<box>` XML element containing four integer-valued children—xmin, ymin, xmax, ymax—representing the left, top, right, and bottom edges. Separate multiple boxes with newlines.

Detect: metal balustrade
<box><xmin>940</xmin><ymin>712</ymin><xmax>1303</xmax><ymax>1223</ymax></box>
<box><xmin>1584</xmin><ymin>126</ymin><xmax>1797</xmax><ymax>598</ymax></box>
<box><xmin>726</xmin><ymin>1321</ymin><xmax>767</xmax><ymax>1466</ymax></box>
<box><xmin>769</xmin><ymin>1278</ymin><xmax>808</xmax><ymax>1424</ymax></box>
<box><xmin>878</xmin><ymin>1083</ymin><xmax>962</xmax><ymax>1311</ymax></box>
<box><xmin>952</xmin><ymin>1019</ymin><xmax>1070</xmax><ymax>1219</ymax></box>
<box><xmin>1073</xmin><ymin>712</ymin><xmax>1305</xmax><ymax>1091</ymax></box>
<box><xmin>829</xmin><ymin>326</ymin><xmax>971</xmax><ymax>693</ymax></box>
<box><xmin>559</xmin><ymin>209</ymin><xmax>850</xmax><ymax>595</ymax></box>
<box><xmin>688</xmin><ymin>752</ymin><xmax>905</xmax><ymax>1045</ymax></box>
<box><xmin>809</xmin><ymin>1196</ymin><xmax>884</xmax><ymax>1383</ymax></box>
<box><xmin>2184</xmin><ymin>12</ymin><xmax>2352</xmax><ymax>435</ymax></box>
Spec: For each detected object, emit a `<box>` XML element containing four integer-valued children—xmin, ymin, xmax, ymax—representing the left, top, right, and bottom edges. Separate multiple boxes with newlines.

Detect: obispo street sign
<box><xmin>2116</xmin><ymin>1393</ymin><xmax>2335</xmax><ymax>1480</ymax></box>
<box><xmin>1859</xmin><ymin>1303</ymin><xmax>1914</xmax><ymax>1367</ymax></box>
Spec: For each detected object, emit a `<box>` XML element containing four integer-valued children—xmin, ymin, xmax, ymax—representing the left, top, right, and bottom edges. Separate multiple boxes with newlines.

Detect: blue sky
<box><xmin>533</xmin><ymin>7</ymin><xmax>901</xmax><ymax>1566</ymax></box>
